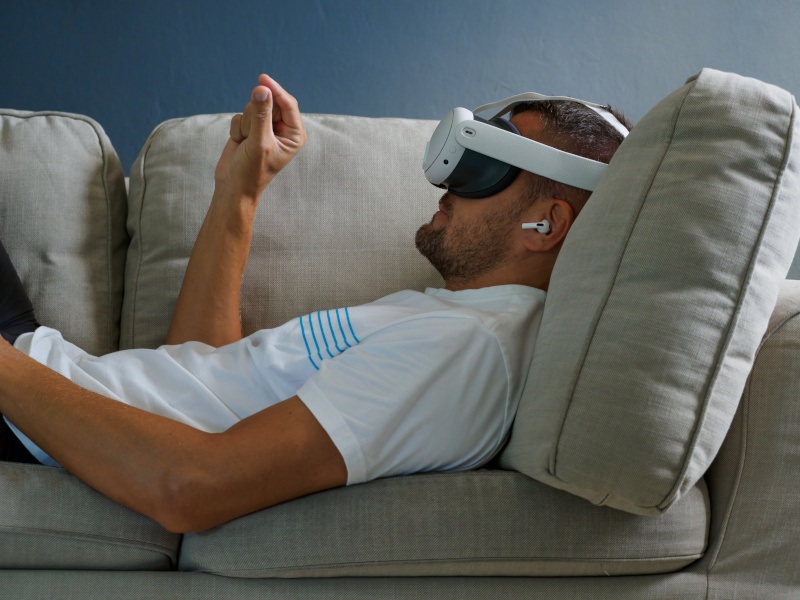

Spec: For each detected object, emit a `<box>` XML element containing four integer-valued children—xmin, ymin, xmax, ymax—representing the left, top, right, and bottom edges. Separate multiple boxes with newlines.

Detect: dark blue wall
<box><xmin>2</xmin><ymin>0</ymin><xmax>799</xmax><ymax>171</ymax></box>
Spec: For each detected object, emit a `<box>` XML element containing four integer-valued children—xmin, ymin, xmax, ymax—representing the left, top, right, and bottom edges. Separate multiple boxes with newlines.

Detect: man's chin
<box><xmin>414</xmin><ymin>224</ymin><xmax>447</xmax><ymax>274</ymax></box>
<box><xmin>415</xmin><ymin>222</ymin><xmax>435</xmax><ymax>243</ymax></box>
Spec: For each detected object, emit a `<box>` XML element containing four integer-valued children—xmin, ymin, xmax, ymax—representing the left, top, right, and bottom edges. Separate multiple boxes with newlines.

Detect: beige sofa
<box><xmin>1</xmin><ymin>69</ymin><xmax>800</xmax><ymax>598</ymax></box>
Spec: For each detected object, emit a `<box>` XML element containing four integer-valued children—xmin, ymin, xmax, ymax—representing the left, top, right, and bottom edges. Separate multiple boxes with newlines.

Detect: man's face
<box><xmin>414</xmin><ymin>189</ymin><xmax>526</xmax><ymax>283</ymax></box>
<box><xmin>415</xmin><ymin>112</ymin><xmax>548</xmax><ymax>283</ymax></box>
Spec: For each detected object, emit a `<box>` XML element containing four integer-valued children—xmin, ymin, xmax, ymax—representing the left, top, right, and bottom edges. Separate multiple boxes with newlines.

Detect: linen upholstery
<box><xmin>0</xmin><ymin>463</ymin><xmax>179</xmax><ymax>570</ymax></box>
<box><xmin>122</xmin><ymin>113</ymin><xmax>443</xmax><ymax>349</ymax></box>
<box><xmin>0</xmin><ymin>110</ymin><xmax>128</xmax><ymax>355</ymax></box>
<box><xmin>179</xmin><ymin>471</ymin><xmax>708</xmax><ymax>578</ymax></box>
<box><xmin>500</xmin><ymin>68</ymin><xmax>800</xmax><ymax>515</ymax></box>
<box><xmin>689</xmin><ymin>280</ymin><xmax>800</xmax><ymax>599</ymax></box>
<box><xmin>0</xmin><ymin>571</ymin><xmax>708</xmax><ymax>600</ymax></box>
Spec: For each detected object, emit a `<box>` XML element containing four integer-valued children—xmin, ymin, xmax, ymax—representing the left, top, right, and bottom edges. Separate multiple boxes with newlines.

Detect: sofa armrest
<box><xmin>694</xmin><ymin>280</ymin><xmax>800</xmax><ymax>598</ymax></box>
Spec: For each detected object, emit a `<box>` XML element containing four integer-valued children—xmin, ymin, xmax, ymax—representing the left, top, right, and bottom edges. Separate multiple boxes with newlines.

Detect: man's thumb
<box><xmin>251</xmin><ymin>86</ymin><xmax>273</xmax><ymax>131</ymax></box>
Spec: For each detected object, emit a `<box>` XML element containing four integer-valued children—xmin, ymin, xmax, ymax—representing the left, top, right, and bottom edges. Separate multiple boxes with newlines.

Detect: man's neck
<box><xmin>444</xmin><ymin>263</ymin><xmax>548</xmax><ymax>292</ymax></box>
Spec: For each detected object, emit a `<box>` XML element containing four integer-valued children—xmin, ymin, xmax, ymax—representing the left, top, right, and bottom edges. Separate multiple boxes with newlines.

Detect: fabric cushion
<box><xmin>0</xmin><ymin>463</ymin><xmax>179</xmax><ymax>570</ymax></box>
<box><xmin>500</xmin><ymin>69</ymin><xmax>800</xmax><ymax>514</ymax></box>
<box><xmin>0</xmin><ymin>109</ymin><xmax>128</xmax><ymax>356</ymax></box>
<box><xmin>179</xmin><ymin>470</ymin><xmax>708</xmax><ymax>578</ymax></box>
<box><xmin>122</xmin><ymin>113</ymin><xmax>443</xmax><ymax>349</ymax></box>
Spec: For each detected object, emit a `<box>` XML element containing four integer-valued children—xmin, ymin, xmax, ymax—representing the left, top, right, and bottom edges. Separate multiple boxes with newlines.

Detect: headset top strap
<box><xmin>474</xmin><ymin>92</ymin><xmax>629</xmax><ymax>138</ymax></box>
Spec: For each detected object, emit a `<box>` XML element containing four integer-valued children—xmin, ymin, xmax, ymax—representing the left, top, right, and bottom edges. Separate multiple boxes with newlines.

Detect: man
<box><xmin>0</xmin><ymin>75</ymin><xmax>629</xmax><ymax>533</ymax></box>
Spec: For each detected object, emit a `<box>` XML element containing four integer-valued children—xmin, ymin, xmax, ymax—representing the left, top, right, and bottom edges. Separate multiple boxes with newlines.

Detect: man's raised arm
<box><xmin>0</xmin><ymin>76</ymin><xmax>348</xmax><ymax>533</ymax></box>
<box><xmin>166</xmin><ymin>74</ymin><xmax>306</xmax><ymax>347</ymax></box>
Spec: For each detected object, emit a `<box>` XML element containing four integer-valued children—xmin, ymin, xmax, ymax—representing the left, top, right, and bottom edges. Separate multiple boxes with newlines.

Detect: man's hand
<box><xmin>214</xmin><ymin>73</ymin><xmax>307</xmax><ymax>204</ymax></box>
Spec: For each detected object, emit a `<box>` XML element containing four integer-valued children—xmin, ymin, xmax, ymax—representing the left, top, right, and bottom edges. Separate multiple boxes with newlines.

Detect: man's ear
<box><xmin>520</xmin><ymin>198</ymin><xmax>575</xmax><ymax>252</ymax></box>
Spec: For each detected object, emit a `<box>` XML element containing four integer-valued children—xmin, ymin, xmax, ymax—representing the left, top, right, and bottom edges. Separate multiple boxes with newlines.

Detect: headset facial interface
<box><xmin>422</xmin><ymin>92</ymin><xmax>628</xmax><ymax>199</ymax></box>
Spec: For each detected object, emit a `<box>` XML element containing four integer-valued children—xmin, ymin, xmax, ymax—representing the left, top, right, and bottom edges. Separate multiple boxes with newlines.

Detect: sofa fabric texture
<box><xmin>122</xmin><ymin>113</ymin><xmax>444</xmax><ymax>349</ymax></box>
<box><xmin>178</xmin><ymin>472</ymin><xmax>707</xmax><ymax>578</ymax></box>
<box><xmin>0</xmin><ymin>463</ymin><xmax>179</xmax><ymax>570</ymax></box>
<box><xmin>0</xmin><ymin>110</ymin><xmax>128</xmax><ymax>356</ymax></box>
<box><xmin>694</xmin><ymin>279</ymin><xmax>800</xmax><ymax>598</ymax></box>
<box><xmin>500</xmin><ymin>68</ymin><xmax>800</xmax><ymax>515</ymax></box>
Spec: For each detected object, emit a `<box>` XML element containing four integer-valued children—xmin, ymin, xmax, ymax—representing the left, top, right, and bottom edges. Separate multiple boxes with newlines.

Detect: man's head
<box><xmin>416</xmin><ymin>99</ymin><xmax>631</xmax><ymax>291</ymax></box>
<box><xmin>510</xmin><ymin>100</ymin><xmax>631</xmax><ymax>217</ymax></box>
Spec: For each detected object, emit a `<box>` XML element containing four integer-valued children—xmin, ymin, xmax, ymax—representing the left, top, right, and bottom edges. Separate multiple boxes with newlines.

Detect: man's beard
<box><xmin>415</xmin><ymin>206</ymin><xmax>518</xmax><ymax>284</ymax></box>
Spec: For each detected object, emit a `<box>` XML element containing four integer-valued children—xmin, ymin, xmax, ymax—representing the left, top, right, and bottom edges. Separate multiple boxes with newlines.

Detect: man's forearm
<box><xmin>166</xmin><ymin>191</ymin><xmax>256</xmax><ymax>347</ymax></box>
<box><xmin>0</xmin><ymin>340</ymin><xmax>210</xmax><ymax>526</ymax></box>
<box><xmin>0</xmin><ymin>339</ymin><xmax>347</xmax><ymax>533</ymax></box>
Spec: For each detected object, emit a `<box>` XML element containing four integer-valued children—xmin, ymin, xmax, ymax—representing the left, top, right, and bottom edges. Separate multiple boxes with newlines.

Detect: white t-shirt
<box><xmin>7</xmin><ymin>285</ymin><xmax>545</xmax><ymax>485</ymax></box>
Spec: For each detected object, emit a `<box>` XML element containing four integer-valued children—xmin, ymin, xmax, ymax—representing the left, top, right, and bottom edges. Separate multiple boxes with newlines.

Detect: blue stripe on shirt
<box><xmin>345</xmin><ymin>307</ymin><xmax>361</xmax><ymax>343</ymax></box>
<box><xmin>326</xmin><ymin>310</ymin><xmax>345</xmax><ymax>353</ymax></box>
<box><xmin>308</xmin><ymin>313</ymin><xmax>323</xmax><ymax>363</ymax></box>
<box><xmin>336</xmin><ymin>309</ymin><xmax>353</xmax><ymax>348</ymax></box>
<box><xmin>300</xmin><ymin>307</ymin><xmax>359</xmax><ymax>368</ymax></box>
<box><xmin>317</xmin><ymin>311</ymin><xmax>335</xmax><ymax>358</ymax></box>
<box><xmin>299</xmin><ymin>316</ymin><xmax>320</xmax><ymax>370</ymax></box>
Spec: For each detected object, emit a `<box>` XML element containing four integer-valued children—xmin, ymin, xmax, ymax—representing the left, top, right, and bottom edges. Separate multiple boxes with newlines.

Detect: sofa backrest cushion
<box><xmin>0</xmin><ymin>110</ymin><xmax>128</xmax><ymax>355</ymax></box>
<box><xmin>122</xmin><ymin>113</ymin><xmax>443</xmax><ymax>349</ymax></box>
<box><xmin>500</xmin><ymin>69</ymin><xmax>800</xmax><ymax>515</ymax></box>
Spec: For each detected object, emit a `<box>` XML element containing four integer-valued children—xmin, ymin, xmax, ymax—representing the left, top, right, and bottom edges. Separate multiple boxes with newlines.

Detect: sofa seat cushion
<box><xmin>179</xmin><ymin>470</ymin><xmax>708</xmax><ymax>578</ymax></box>
<box><xmin>0</xmin><ymin>463</ymin><xmax>180</xmax><ymax>570</ymax></box>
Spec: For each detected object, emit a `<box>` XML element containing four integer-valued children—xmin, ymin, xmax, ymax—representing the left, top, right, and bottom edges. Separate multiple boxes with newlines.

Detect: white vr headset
<box><xmin>422</xmin><ymin>92</ymin><xmax>629</xmax><ymax>200</ymax></box>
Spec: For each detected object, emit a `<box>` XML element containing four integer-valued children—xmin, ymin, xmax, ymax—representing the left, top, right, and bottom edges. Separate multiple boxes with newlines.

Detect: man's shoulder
<box><xmin>371</xmin><ymin>284</ymin><xmax>545</xmax><ymax>311</ymax></box>
<box><xmin>304</xmin><ymin>284</ymin><xmax>544</xmax><ymax>348</ymax></box>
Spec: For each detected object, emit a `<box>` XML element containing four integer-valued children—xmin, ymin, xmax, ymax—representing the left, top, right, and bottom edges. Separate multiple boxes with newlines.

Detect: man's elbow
<box><xmin>148</xmin><ymin>463</ymin><xmax>219</xmax><ymax>534</ymax></box>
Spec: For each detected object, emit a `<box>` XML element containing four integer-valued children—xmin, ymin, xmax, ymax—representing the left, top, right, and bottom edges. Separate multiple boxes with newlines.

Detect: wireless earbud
<box><xmin>521</xmin><ymin>220</ymin><xmax>551</xmax><ymax>233</ymax></box>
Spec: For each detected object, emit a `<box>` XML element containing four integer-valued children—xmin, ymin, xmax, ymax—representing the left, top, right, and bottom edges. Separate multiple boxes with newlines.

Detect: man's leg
<box><xmin>0</xmin><ymin>237</ymin><xmax>41</xmax><ymax>463</ymax></box>
<box><xmin>0</xmin><ymin>415</ymin><xmax>39</xmax><ymax>463</ymax></box>
<box><xmin>0</xmin><ymin>238</ymin><xmax>39</xmax><ymax>345</ymax></box>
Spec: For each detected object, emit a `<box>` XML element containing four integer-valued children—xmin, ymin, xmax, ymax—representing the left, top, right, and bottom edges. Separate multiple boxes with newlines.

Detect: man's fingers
<box><xmin>258</xmin><ymin>74</ymin><xmax>302</xmax><ymax>131</ymax></box>
<box><xmin>230</xmin><ymin>76</ymin><xmax>302</xmax><ymax>148</ymax></box>
<box><xmin>229</xmin><ymin>114</ymin><xmax>244</xmax><ymax>143</ymax></box>
<box><xmin>216</xmin><ymin>75</ymin><xmax>306</xmax><ymax>200</ymax></box>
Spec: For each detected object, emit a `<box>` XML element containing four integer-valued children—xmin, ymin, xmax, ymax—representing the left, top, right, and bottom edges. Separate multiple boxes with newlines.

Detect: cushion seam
<box><xmin>704</xmin><ymin>309</ymin><xmax>800</xmax><ymax>573</ymax></box>
<box><xmin>190</xmin><ymin>552</ymin><xmax>706</xmax><ymax>576</ymax></box>
<box><xmin>0</xmin><ymin>525</ymin><xmax>176</xmax><ymax>557</ymax></box>
<box><xmin>704</xmin><ymin>361</ymin><xmax>751</xmax><ymax>574</ymax></box>
<box><xmin>125</xmin><ymin>121</ymin><xmax>167</xmax><ymax>348</ymax></box>
<box><xmin>660</xmin><ymin>88</ymin><xmax>797</xmax><ymax>510</ymax></box>
<box><xmin>90</xmin><ymin>118</ymin><xmax>118</xmax><ymax>353</ymax></box>
<box><xmin>551</xmin><ymin>79</ymin><xmax>694</xmax><ymax>483</ymax></box>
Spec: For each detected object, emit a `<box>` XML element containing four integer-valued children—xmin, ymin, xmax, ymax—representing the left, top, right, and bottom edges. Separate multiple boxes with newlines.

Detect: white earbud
<box><xmin>521</xmin><ymin>220</ymin><xmax>551</xmax><ymax>233</ymax></box>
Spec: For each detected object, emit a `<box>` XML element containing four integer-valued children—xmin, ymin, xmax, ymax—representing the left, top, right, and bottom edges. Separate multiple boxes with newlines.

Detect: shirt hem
<box><xmin>297</xmin><ymin>381</ymin><xmax>368</xmax><ymax>485</ymax></box>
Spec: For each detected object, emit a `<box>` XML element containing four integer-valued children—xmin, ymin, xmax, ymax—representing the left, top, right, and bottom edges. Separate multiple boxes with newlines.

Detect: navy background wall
<box><xmin>3</xmin><ymin>0</ymin><xmax>797</xmax><ymax>170</ymax></box>
<box><xmin>2</xmin><ymin>0</ymin><xmax>800</xmax><ymax>272</ymax></box>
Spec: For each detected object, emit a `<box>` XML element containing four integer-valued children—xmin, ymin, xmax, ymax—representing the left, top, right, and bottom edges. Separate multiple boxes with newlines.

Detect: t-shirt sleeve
<box><xmin>296</xmin><ymin>314</ymin><xmax>512</xmax><ymax>485</ymax></box>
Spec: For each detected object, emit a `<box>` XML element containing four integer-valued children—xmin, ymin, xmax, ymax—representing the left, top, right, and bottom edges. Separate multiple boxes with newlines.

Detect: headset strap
<box><xmin>474</xmin><ymin>92</ymin><xmax>629</xmax><ymax>138</ymax></box>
